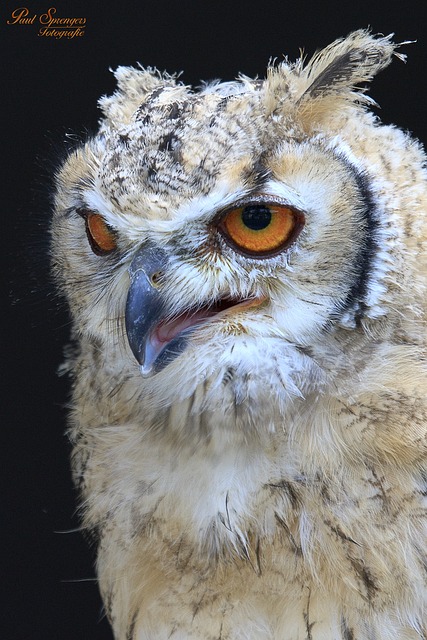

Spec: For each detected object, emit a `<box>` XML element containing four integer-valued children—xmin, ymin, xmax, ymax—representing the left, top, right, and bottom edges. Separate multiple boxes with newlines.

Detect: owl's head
<box><xmin>51</xmin><ymin>31</ymin><xmax>426</xmax><ymax>417</ymax></box>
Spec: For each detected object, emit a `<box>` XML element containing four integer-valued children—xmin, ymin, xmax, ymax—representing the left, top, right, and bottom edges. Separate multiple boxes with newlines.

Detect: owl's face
<box><xmin>51</xmin><ymin>31</ymin><xmax>425</xmax><ymax>416</ymax></box>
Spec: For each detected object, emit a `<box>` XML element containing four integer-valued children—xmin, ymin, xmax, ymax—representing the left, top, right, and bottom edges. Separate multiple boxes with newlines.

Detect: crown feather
<box><xmin>298</xmin><ymin>30</ymin><xmax>399</xmax><ymax>102</ymax></box>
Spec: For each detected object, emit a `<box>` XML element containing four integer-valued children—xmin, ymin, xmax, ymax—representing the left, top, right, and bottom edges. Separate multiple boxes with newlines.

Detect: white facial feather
<box><xmin>51</xmin><ymin>30</ymin><xmax>427</xmax><ymax>640</ymax></box>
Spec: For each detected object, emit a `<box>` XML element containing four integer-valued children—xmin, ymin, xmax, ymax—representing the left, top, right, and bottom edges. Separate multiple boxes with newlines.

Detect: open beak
<box><xmin>125</xmin><ymin>244</ymin><xmax>267</xmax><ymax>377</ymax></box>
<box><xmin>125</xmin><ymin>244</ymin><xmax>172</xmax><ymax>376</ymax></box>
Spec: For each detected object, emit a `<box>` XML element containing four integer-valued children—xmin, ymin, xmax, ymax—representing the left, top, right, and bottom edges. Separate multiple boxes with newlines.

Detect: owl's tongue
<box><xmin>140</xmin><ymin>297</ymin><xmax>266</xmax><ymax>376</ymax></box>
<box><xmin>141</xmin><ymin>306</ymin><xmax>225</xmax><ymax>375</ymax></box>
<box><xmin>155</xmin><ymin>309</ymin><xmax>217</xmax><ymax>344</ymax></box>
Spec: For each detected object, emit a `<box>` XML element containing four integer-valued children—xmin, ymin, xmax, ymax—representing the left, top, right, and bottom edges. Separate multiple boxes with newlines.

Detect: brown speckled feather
<box><xmin>51</xmin><ymin>30</ymin><xmax>427</xmax><ymax>639</ymax></box>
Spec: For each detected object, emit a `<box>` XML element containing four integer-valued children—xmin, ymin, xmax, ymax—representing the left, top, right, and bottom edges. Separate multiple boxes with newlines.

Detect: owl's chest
<box><xmin>92</xmin><ymin>430</ymin><xmax>426</xmax><ymax>639</ymax></box>
<box><xmin>77</xmin><ymin>404</ymin><xmax>427</xmax><ymax>639</ymax></box>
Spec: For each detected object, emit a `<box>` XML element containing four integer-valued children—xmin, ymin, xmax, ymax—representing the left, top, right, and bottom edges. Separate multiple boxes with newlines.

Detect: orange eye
<box><xmin>79</xmin><ymin>210</ymin><xmax>117</xmax><ymax>256</ymax></box>
<box><xmin>218</xmin><ymin>202</ymin><xmax>304</xmax><ymax>257</ymax></box>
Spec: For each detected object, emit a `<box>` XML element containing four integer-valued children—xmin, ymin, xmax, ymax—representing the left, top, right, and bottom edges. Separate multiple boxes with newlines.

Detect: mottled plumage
<box><xmin>51</xmin><ymin>31</ymin><xmax>427</xmax><ymax>639</ymax></box>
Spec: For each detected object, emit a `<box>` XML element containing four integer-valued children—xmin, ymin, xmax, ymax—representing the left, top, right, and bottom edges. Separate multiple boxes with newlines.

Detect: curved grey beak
<box><xmin>125</xmin><ymin>244</ymin><xmax>169</xmax><ymax>374</ymax></box>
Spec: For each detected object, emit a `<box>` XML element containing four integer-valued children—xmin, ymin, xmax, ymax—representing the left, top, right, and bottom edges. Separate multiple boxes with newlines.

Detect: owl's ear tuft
<box><xmin>98</xmin><ymin>66</ymin><xmax>179</xmax><ymax>128</ymax></box>
<box><xmin>266</xmin><ymin>30</ymin><xmax>407</xmax><ymax>129</ymax></box>
<box><xmin>298</xmin><ymin>30</ymin><xmax>408</xmax><ymax>126</ymax></box>
<box><xmin>299</xmin><ymin>30</ymin><xmax>401</xmax><ymax>99</ymax></box>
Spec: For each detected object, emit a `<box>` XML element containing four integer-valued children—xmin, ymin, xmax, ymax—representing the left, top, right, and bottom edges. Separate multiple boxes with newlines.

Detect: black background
<box><xmin>2</xmin><ymin>1</ymin><xmax>427</xmax><ymax>638</ymax></box>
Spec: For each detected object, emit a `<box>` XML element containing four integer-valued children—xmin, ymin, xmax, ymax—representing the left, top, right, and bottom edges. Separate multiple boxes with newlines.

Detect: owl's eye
<box><xmin>218</xmin><ymin>202</ymin><xmax>304</xmax><ymax>257</ymax></box>
<box><xmin>78</xmin><ymin>210</ymin><xmax>117</xmax><ymax>256</ymax></box>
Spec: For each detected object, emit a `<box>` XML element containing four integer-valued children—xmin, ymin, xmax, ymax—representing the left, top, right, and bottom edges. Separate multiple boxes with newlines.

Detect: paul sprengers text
<box><xmin>7</xmin><ymin>7</ymin><xmax>86</xmax><ymax>39</ymax></box>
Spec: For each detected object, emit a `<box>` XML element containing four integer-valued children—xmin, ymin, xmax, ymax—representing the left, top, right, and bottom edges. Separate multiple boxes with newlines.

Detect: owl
<box><xmin>51</xmin><ymin>30</ymin><xmax>427</xmax><ymax>639</ymax></box>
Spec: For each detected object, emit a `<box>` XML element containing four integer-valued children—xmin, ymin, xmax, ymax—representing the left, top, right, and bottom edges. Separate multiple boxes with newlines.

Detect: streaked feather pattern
<box><xmin>51</xmin><ymin>30</ymin><xmax>427</xmax><ymax>639</ymax></box>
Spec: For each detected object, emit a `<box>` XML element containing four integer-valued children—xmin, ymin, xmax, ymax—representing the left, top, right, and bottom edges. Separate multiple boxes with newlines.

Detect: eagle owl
<box><xmin>51</xmin><ymin>31</ymin><xmax>427</xmax><ymax>639</ymax></box>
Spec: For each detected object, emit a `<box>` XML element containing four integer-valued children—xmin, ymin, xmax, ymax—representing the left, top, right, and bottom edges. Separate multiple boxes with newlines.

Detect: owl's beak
<box><xmin>125</xmin><ymin>244</ymin><xmax>171</xmax><ymax>375</ymax></box>
<box><xmin>126</xmin><ymin>244</ymin><xmax>267</xmax><ymax>377</ymax></box>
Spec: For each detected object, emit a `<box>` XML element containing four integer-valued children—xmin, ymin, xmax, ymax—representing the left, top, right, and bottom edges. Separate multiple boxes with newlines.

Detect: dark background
<box><xmin>2</xmin><ymin>1</ymin><xmax>427</xmax><ymax>638</ymax></box>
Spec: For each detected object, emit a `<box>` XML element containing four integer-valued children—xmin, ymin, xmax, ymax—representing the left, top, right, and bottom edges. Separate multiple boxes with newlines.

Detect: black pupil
<box><xmin>241</xmin><ymin>205</ymin><xmax>272</xmax><ymax>230</ymax></box>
